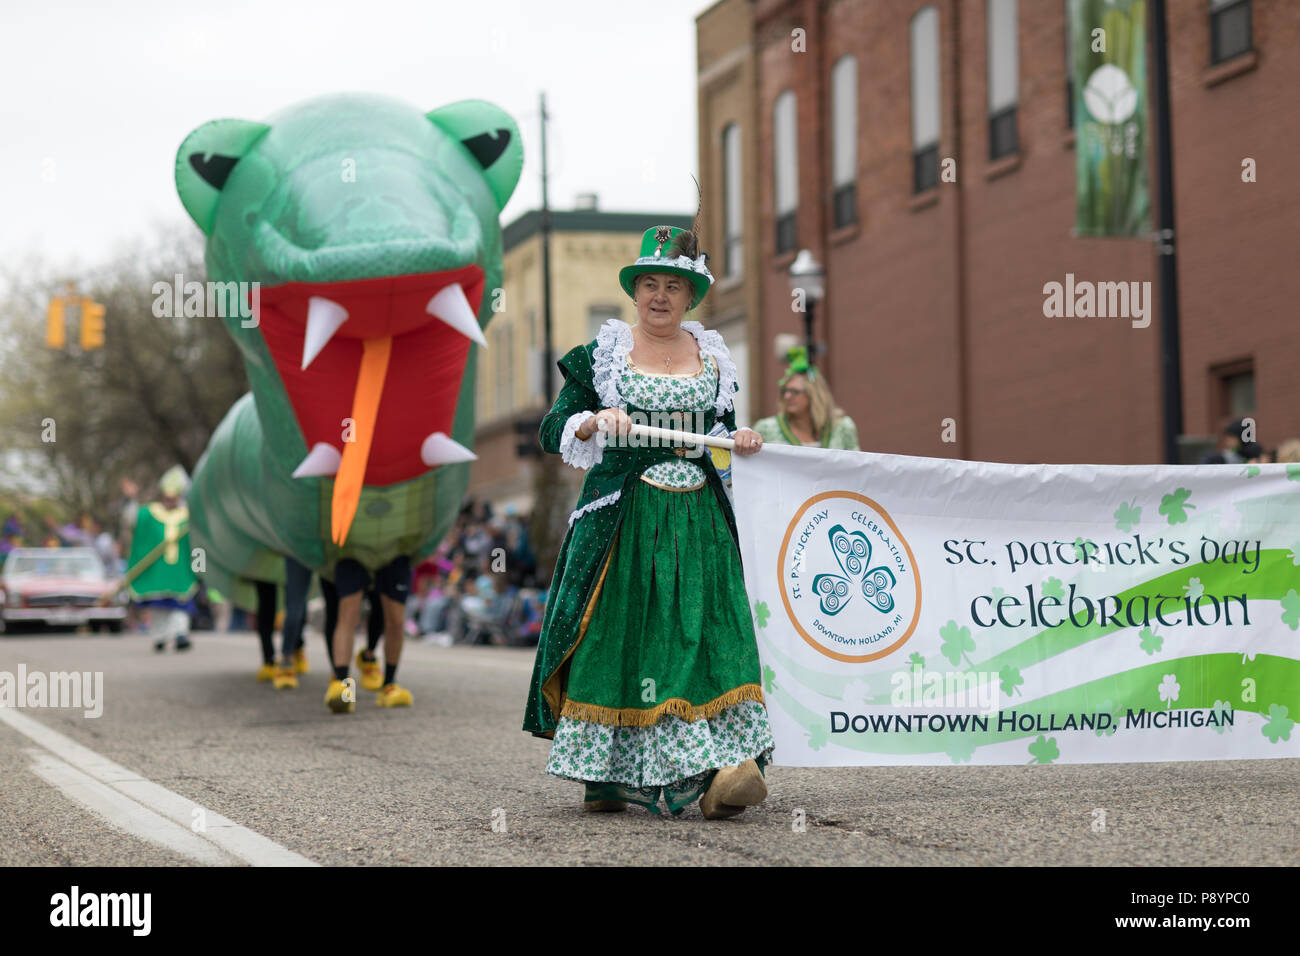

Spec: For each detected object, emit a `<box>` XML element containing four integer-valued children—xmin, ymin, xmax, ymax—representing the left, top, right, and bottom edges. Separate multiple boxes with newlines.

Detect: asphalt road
<box><xmin>1</xmin><ymin>630</ymin><xmax>1296</xmax><ymax>866</ymax></box>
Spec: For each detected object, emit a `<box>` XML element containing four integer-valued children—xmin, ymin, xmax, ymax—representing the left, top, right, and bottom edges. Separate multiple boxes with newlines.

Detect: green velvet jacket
<box><xmin>522</xmin><ymin>325</ymin><xmax>741</xmax><ymax>737</ymax></box>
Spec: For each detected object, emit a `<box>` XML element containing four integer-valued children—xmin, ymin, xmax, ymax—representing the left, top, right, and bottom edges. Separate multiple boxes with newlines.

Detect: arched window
<box><xmin>910</xmin><ymin>6</ymin><xmax>941</xmax><ymax>192</ymax></box>
<box><xmin>773</xmin><ymin>90</ymin><xmax>798</xmax><ymax>254</ymax></box>
<box><xmin>831</xmin><ymin>55</ymin><xmax>858</xmax><ymax>227</ymax></box>
<box><xmin>987</xmin><ymin>0</ymin><xmax>1019</xmax><ymax>160</ymax></box>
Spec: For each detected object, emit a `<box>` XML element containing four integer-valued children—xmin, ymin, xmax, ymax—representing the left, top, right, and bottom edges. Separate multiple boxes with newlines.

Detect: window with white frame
<box><xmin>910</xmin><ymin>7</ymin><xmax>941</xmax><ymax>192</ymax></box>
<box><xmin>987</xmin><ymin>0</ymin><xmax>1018</xmax><ymax>160</ymax></box>
<box><xmin>831</xmin><ymin>55</ymin><xmax>858</xmax><ymax>228</ymax></box>
<box><xmin>773</xmin><ymin>90</ymin><xmax>798</xmax><ymax>253</ymax></box>
<box><xmin>722</xmin><ymin>123</ymin><xmax>743</xmax><ymax>277</ymax></box>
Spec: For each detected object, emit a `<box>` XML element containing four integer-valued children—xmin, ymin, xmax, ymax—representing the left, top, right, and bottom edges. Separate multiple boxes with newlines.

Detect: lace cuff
<box><xmin>568</xmin><ymin>491</ymin><xmax>622</xmax><ymax>527</ymax></box>
<box><xmin>559</xmin><ymin>410</ymin><xmax>603</xmax><ymax>470</ymax></box>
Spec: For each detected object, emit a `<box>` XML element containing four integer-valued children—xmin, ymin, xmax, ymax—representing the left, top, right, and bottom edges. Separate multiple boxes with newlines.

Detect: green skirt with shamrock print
<box><xmin>545</xmin><ymin>479</ymin><xmax>775</xmax><ymax>815</ymax></box>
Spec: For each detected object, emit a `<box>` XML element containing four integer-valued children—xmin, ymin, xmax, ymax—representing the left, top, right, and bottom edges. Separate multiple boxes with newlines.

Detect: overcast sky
<box><xmin>0</xmin><ymin>0</ymin><xmax>710</xmax><ymax>276</ymax></box>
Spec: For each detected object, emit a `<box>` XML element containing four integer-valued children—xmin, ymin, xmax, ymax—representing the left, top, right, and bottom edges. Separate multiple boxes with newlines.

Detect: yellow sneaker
<box><xmin>375</xmin><ymin>683</ymin><xmax>412</xmax><ymax>708</ymax></box>
<box><xmin>273</xmin><ymin>663</ymin><xmax>299</xmax><ymax>690</ymax></box>
<box><xmin>325</xmin><ymin>678</ymin><xmax>356</xmax><ymax>714</ymax></box>
<box><xmin>293</xmin><ymin>647</ymin><xmax>310</xmax><ymax>674</ymax></box>
<box><xmin>256</xmin><ymin>663</ymin><xmax>276</xmax><ymax>682</ymax></box>
<box><xmin>356</xmin><ymin>650</ymin><xmax>383</xmax><ymax>692</ymax></box>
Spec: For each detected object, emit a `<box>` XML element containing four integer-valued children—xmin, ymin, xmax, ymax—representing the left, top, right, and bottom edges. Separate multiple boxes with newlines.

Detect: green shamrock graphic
<box><xmin>1072</xmin><ymin>537</ymin><xmax>1097</xmax><ymax>561</ymax></box>
<box><xmin>946</xmin><ymin>736</ymin><xmax>976</xmax><ymax>764</ymax></box>
<box><xmin>999</xmin><ymin>664</ymin><xmax>1024</xmax><ymax>697</ymax></box>
<box><xmin>1114</xmin><ymin>498</ymin><xmax>1142</xmax><ymax>532</ymax></box>
<box><xmin>1242</xmin><ymin>465</ymin><xmax>1261</xmax><ymax>478</ymax></box>
<box><xmin>1158</xmin><ymin>488</ymin><xmax>1196</xmax><ymax>524</ymax></box>
<box><xmin>939</xmin><ymin>620</ymin><xmax>975</xmax><ymax>668</ymax></box>
<box><xmin>762</xmin><ymin>665</ymin><xmax>777</xmax><ymax>693</ymax></box>
<box><xmin>1041</xmin><ymin>577</ymin><xmax>1064</xmax><ymax>600</ymax></box>
<box><xmin>807</xmin><ymin>721</ymin><xmax>829</xmax><ymax>751</ymax></box>
<box><xmin>908</xmin><ymin>652</ymin><xmax>925</xmax><ymax>670</ymax></box>
<box><xmin>1027</xmin><ymin>735</ymin><xmax>1059</xmax><ymax>764</ymax></box>
<box><xmin>1183</xmin><ymin>577</ymin><xmax>1204</xmax><ymax>601</ymax></box>
<box><xmin>754</xmin><ymin>600</ymin><xmax>770</xmax><ymax>629</ymax></box>
<box><xmin>1158</xmin><ymin>673</ymin><xmax>1181</xmax><ymax>708</ymax></box>
<box><xmin>1138</xmin><ymin>626</ymin><xmax>1163</xmax><ymax>656</ymax></box>
<box><xmin>990</xmin><ymin>586</ymin><xmax>1005</xmax><ymax>601</ymax></box>
<box><xmin>1210</xmin><ymin>700</ymin><xmax>1233</xmax><ymax>735</ymax></box>
<box><xmin>1288</xmin><ymin>464</ymin><xmax>1300</xmax><ymax>482</ymax></box>
<box><xmin>1262</xmin><ymin>704</ymin><xmax>1295</xmax><ymax>743</ymax></box>
<box><xmin>1282</xmin><ymin>590</ymin><xmax>1300</xmax><ymax>631</ymax></box>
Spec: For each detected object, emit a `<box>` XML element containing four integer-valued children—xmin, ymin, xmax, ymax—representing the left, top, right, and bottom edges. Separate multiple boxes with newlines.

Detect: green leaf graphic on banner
<box><xmin>1183</xmin><ymin>577</ymin><xmax>1204</xmax><ymax>601</ymax></box>
<box><xmin>1114</xmin><ymin>499</ymin><xmax>1142</xmax><ymax>531</ymax></box>
<box><xmin>1158</xmin><ymin>673</ymin><xmax>1181</xmax><ymax>708</ymax></box>
<box><xmin>909</xmin><ymin>652</ymin><xmax>925</xmax><ymax>670</ymax></box>
<box><xmin>947</xmin><ymin>736</ymin><xmax>976</xmax><ymax>764</ymax></box>
<box><xmin>1211</xmin><ymin>700</ymin><xmax>1233</xmax><ymax>735</ymax></box>
<box><xmin>1072</xmin><ymin>537</ymin><xmax>1096</xmax><ymax>561</ymax></box>
<box><xmin>762</xmin><ymin>665</ymin><xmax>777</xmax><ymax>693</ymax></box>
<box><xmin>807</xmin><ymin>722</ymin><xmax>829</xmax><ymax>751</ymax></box>
<box><xmin>1242</xmin><ymin>465</ymin><xmax>1261</xmax><ymax>478</ymax></box>
<box><xmin>1138</xmin><ymin>626</ymin><xmax>1163</xmax><ymax>655</ymax></box>
<box><xmin>999</xmin><ymin>664</ymin><xmax>1024</xmax><ymax>697</ymax></box>
<box><xmin>1262</xmin><ymin>704</ymin><xmax>1294</xmax><ymax>743</ymax></box>
<box><xmin>940</xmin><ymin>620</ymin><xmax>975</xmax><ymax>667</ymax></box>
<box><xmin>1042</xmin><ymin>577</ymin><xmax>1064</xmax><ymax>600</ymax></box>
<box><xmin>1159</xmin><ymin>488</ymin><xmax>1195</xmax><ymax>524</ymax></box>
<box><xmin>1287</xmin><ymin>464</ymin><xmax>1300</xmax><ymax>482</ymax></box>
<box><xmin>991</xmin><ymin>586</ymin><xmax>1005</xmax><ymax>601</ymax></box>
<box><xmin>1028</xmin><ymin>735</ymin><xmax>1059</xmax><ymax>764</ymax></box>
<box><xmin>1282</xmin><ymin>590</ymin><xmax>1300</xmax><ymax>631</ymax></box>
<box><xmin>754</xmin><ymin>600</ymin><xmax>770</xmax><ymax>629</ymax></box>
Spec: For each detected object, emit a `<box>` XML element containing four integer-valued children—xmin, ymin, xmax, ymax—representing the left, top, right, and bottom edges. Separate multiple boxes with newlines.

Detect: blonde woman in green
<box><xmin>752</xmin><ymin>349</ymin><xmax>860</xmax><ymax>449</ymax></box>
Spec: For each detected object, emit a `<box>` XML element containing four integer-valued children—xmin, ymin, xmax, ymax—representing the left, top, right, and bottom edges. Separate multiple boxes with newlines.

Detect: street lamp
<box><xmin>787</xmin><ymin>249</ymin><xmax>824</xmax><ymax>364</ymax></box>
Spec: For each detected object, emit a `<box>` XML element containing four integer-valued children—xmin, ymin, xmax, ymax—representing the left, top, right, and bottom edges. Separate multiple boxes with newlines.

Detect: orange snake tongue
<box><xmin>331</xmin><ymin>336</ymin><xmax>392</xmax><ymax>545</ymax></box>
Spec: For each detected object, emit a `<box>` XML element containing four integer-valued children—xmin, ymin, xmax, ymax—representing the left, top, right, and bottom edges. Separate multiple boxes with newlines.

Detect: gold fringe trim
<box><xmin>541</xmin><ymin>530</ymin><xmax>619</xmax><ymax>722</ymax></box>
<box><xmin>560</xmin><ymin>683</ymin><xmax>765</xmax><ymax>728</ymax></box>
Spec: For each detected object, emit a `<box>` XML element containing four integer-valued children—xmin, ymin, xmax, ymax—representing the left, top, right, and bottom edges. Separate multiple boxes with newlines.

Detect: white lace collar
<box><xmin>592</xmin><ymin>319</ymin><xmax>737</xmax><ymax>417</ymax></box>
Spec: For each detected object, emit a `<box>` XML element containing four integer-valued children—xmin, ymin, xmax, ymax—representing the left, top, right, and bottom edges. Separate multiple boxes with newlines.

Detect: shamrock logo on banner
<box><xmin>812</xmin><ymin>524</ymin><xmax>897</xmax><ymax>616</ymax></box>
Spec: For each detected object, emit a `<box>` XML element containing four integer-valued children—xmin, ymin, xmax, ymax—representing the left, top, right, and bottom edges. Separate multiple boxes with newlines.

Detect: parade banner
<box><xmin>1070</xmin><ymin>0</ymin><xmax>1150</xmax><ymax>237</ymax></box>
<box><xmin>733</xmin><ymin>445</ymin><xmax>1300</xmax><ymax>766</ymax></box>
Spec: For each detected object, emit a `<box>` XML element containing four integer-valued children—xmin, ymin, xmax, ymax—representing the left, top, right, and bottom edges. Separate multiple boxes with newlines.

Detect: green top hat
<box><xmin>618</xmin><ymin>225</ymin><xmax>714</xmax><ymax>311</ymax></box>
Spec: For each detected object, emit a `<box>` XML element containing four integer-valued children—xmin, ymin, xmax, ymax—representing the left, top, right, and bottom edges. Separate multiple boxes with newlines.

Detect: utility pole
<box><xmin>1150</xmin><ymin>0</ymin><xmax>1183</xmax><ymax>464</ymax></box>
<box><xmin>539</xmin><ymin>91</ymin><xmax>554</xmax><ymax>403</ymax></box>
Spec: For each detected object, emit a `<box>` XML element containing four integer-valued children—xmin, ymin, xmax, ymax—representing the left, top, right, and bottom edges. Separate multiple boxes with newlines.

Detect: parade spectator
<box><xmin>752</xmin><ymin>347</ymin><xmax>860</xmax><ymax>449</ymax></box>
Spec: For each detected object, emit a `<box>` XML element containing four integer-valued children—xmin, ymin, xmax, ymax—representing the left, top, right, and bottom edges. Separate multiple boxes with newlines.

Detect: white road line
<box><xmin>25</xmin><ymin>749</ymin><xmax>236</xmax><ymax>866</ymax></box>
<box><xmin>0</xmin><ymin>708</ymin><xmax>318</xmax><ymax>867</ymax></box>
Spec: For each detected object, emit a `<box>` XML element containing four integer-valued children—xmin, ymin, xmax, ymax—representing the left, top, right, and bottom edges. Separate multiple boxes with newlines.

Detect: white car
<box><xmin>1</xmin><ymin>547</ymin><xmax>127</xmax><ymax>634</ymax></box>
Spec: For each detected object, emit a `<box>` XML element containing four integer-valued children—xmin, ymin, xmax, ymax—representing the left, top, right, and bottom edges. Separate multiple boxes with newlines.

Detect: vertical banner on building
<box><xmin>1070</xmin><ymin>0</ymin><xmax>1151</xmax><ymax>236</ymax></box>
<box><xmin>733</xmin><ymin>445</ymin><xmax>1300</xmax><ymax>766</ymax></box>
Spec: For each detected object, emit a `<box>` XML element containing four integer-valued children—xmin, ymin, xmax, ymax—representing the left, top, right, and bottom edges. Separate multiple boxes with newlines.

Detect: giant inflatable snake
<box><xmin>174</xmin><ymin>93</ymin><xmax>522</xmax><ymax>606</ymax></box>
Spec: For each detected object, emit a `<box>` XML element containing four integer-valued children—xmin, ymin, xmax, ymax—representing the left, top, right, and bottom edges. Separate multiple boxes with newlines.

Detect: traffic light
<box><xmin>80</xmin><ymin>298</ymin><xmax>105</xmax><ymax>350</ymax></box>
<box><xmin>46</xmin><ymin>297</ymin><xmax>66</xmax><ymax>349</ymax></box>
<box><xmin>514</xmin><ymin>417</ymin><xmax>543</xmax><ymax>458</ymax></box>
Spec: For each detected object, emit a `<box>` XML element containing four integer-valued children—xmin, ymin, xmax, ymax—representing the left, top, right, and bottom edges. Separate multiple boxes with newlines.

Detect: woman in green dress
<box><xmin>752</xmin><ymin>348</ymin><xmax>860</xmax><ymax>449</ymax></box>
<box><xmin>523</xmin><ymin>224</ymin><xmax>773</xmax><ymax>819</ymax></box>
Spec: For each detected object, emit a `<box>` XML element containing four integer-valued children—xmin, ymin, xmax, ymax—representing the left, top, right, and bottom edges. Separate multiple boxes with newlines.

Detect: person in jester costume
<box><xmin>174</xmin><ymin>93</ymin><xmax>522</xmax><ymax>711</ymax></box>
<box><xmin>523</xmin><ymin>222</ymin><xmax>774</xmax><ymax>819</ymax></box>
<box><xmin>124</xmin><ymin>466</ymin><xmax>199</xmax><ymax>652</ymax></box>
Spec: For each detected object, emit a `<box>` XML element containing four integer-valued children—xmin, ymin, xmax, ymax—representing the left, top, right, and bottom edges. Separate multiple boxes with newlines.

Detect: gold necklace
<box><xmin>636</xmin><ymin>326</ymin><xmax>682</xmax><ymax>371</ymax></box>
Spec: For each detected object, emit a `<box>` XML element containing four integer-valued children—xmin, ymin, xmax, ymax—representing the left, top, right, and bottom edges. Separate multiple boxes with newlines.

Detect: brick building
<box><xmin>696</xmin><ymin>0</ymin><xmax>1299</xmax><ymax>463</ymax></box>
